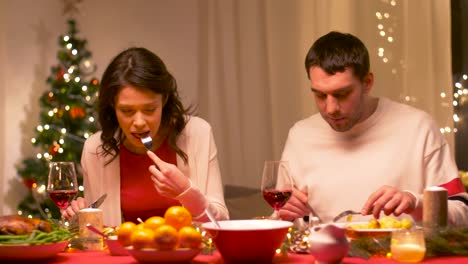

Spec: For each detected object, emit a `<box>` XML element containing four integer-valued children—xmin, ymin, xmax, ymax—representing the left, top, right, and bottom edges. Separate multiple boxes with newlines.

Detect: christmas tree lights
<box><xmin>16</xmin><ymin>19</ymin><xmax>99</xmax><ymax>219</ymax></box>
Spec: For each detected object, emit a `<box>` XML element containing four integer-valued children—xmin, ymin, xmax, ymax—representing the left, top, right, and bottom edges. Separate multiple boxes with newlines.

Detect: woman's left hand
<box><xmin>147</xmin><ymin>150</ymin><xmax>191</xmax><ymax>199</ymax></box>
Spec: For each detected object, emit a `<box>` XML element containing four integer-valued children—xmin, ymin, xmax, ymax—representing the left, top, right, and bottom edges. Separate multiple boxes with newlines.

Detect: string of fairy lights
<box><xmin>375</xmin><ymin>0</ymin><xmax>396</xmax><ymax>65</ymax></box>
<box><xmin>375</xmin><ymin>0</ymin><xmax>467</xmax><ymax>135</ymax></box>
<box><xmin>440</xmin><ymin>74</ymin><xmax>468</xmax><ymax>134</ymax></box>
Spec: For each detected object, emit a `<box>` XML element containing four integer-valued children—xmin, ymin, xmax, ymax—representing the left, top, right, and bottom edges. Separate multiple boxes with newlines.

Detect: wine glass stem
<box><xmin>271</xmin><ymin>210</ymin><xmax>280</xmax><ymax>220</ymax></box>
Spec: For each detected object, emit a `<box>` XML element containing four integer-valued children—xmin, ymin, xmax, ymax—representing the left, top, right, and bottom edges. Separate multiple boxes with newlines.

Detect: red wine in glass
<box><xmin>262</xmin><ymin>190</ymin><xmax>292</xmax><ymax>210</ymax></box>
<box><xmin>47</xmin><ymin>161</ymin><xmax>78</xmax><ymax>212</ymax></box>
<box><xmin>261</xmin><ymin>160</ymin><xmax>293</xmax><ymax>218</ymax></box>
<box><xmin>49</xmin><ymin>190</ymin><xmax>78</xmax><ymax>210</ymax></box>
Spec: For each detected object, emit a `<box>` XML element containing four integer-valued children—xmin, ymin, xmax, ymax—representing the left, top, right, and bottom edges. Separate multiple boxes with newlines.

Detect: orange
<box><xmin>153</xmin><ymin>224</ymin><xmax>179</xmax><ymax>250</ymax></box>
<box><xmin>144</xmin><ymin>216</ymin><xmax>165</xmax><ymax>231</ymax></box>
<box><xmin>130</xmin><ymin>228</ymin><xmax>156</xmax><ymax>250</ymax></box>
<box><xmin>178</xmin><ymin>226</ymin><xmax>202</xmax><ymax>249</ymax></box>
<box><xmin>136</xmin><ymin>222</ymin><xmax>146</xmax><ymax>230</ymax></box>
<box><xmin>164</xmin><ymin>206</ymin><xmax>192</xmax><ymax>230</ymax></box>
<box><xmin>117</xmin><ymin>221</ymin><xmax>137</xmax><ymax>247</ymax></box>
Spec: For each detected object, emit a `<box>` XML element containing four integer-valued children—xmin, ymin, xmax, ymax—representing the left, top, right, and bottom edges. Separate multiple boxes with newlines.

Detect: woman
<box><xmin>62</xmin><ymin>47</ymin><xmax>229</xmax><ymax>226</ymax></box>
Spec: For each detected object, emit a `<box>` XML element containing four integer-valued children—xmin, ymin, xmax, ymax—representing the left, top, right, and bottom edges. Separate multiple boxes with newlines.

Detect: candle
<box><xmin>391</xmin><ymin>244</ymin><xmax>426</xmax><ymax>262</ymax></box>
<box><xmin>391</xmin><ymin>228</ymin><xmax>426</xmax><ymax>262</ymax></box>
<box><xmin>423</xmin><ymin>187</ymin><xmax>448</xmax><ymax>230</ymax></box>
<box><xmin>78</xmin><ymin>208</ymin><xmax>104</xmax><ymax>250</ymax></box>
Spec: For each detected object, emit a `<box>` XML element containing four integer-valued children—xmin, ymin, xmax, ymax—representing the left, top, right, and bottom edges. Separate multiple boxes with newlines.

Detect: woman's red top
<box><xmin>120</xmin><ymin>139</ymin><xmax>180</xmax><ymax>223</ymax></box>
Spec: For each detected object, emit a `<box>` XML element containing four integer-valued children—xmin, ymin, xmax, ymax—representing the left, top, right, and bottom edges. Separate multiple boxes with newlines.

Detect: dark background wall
<box><xmin>452</xmin><ymin>0</ymin><xmax>468</xmax><ymax>170</ymax></box>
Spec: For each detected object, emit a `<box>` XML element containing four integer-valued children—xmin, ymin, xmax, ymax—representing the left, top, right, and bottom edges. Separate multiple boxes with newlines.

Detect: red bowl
<box><xmin>202</xmin><ymin>219</ymin><xmax>292</xmax><ymax>264</ymax></box>
<box><xmin>106</xmin><ymin>236</ymin><xmax>129</xmax><ymax>256</ymax></box>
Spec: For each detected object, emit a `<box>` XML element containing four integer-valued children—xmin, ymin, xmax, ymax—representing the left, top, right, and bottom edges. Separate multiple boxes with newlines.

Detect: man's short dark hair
<box><xmin>305</xmin><ymin>31</ymin><xmax>370</xmax><ymax>81</ymax></box>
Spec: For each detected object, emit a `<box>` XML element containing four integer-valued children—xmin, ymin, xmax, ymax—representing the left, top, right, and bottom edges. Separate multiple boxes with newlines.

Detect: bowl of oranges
<box><xmin>117</xmin><ymin>206</ymin><xmax>202</xmax><ymax>263</ymax></box>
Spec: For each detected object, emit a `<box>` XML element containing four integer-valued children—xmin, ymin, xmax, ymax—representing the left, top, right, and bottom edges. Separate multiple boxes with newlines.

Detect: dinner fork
<box><xmin>141</xmin><ymin>136</ymin><xmax>152</xmax><ymax>150</ymax></box>
<box><xmin>332</xmin><ymin>210</ymin><xmax>362</xmax><ymax>223</ymax></box>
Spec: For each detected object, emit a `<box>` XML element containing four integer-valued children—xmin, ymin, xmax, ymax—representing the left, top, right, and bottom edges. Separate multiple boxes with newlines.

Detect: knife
<box><xmin>300</xmin><ymin>185</ymin><xmax>323</xmax><ymax>224</ymax></box>
<box><xmin>88</xmin><ymin>193</ymin><xmax>107</xmax><ymax>208</ymax></box>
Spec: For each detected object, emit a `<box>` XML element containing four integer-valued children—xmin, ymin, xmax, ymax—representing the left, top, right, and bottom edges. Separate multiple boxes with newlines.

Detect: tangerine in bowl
<box><xmin>117</xmin><ymin>206</ymin><xmax>203</xmax><ymax>263</ymax></box>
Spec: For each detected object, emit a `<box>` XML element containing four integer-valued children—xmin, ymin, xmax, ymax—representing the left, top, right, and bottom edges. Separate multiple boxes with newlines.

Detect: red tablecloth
<box><xmin>52</xmin><ymin>250</ymin><xmax>468</xmax><ymax>264</ymax></box>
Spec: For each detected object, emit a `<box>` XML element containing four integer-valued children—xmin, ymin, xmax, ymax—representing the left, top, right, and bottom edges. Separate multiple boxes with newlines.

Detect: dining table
<box><xmin>51</xmin><ymin>249</ymin><xmax>467</xmax><ymax>264</ymax></box>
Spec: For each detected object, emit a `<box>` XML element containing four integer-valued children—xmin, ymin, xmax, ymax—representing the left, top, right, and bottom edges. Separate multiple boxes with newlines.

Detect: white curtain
<box><xmin>196</xmin><ymin>0</ymin><xmax>454</xmax><ymax>188</ymax></box>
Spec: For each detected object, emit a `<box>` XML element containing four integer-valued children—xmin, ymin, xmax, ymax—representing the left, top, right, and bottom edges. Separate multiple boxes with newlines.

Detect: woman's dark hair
<box><xmin>98</xmin><ymin>47</ymin><xmax>191</xmax><ymax>164</ymax></box>
<box><xmin>305</xmin><ymin>31</ymin><xmax>370</xmax><ymax>81</ymax></box>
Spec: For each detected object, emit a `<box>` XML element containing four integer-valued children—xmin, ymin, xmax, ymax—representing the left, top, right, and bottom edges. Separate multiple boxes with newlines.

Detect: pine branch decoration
<box><xmin>424</xmin><ymin>227</ymin><xmax>468</xmax><ymax>257</ymax></box>
<box><xmin>347</xmin><ymin>226</ymin><xmax>468</xmax><ymax>259</ymax></box>
<box><xmin>348</xmin><ymin>235</ymin><xmax>391</xmax><ymax>259</ymax></box>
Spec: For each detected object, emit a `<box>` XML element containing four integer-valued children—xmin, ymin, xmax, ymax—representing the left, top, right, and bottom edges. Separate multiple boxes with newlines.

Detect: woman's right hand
<box><xmin>146</xmin><ymin>150</ymin><xmax>191</xmax><ymax>199</ymax></box>
<box><xmin>61</xmin><ymin>197</ymin><xmax>86</xmax><ymax>220</ymax></box>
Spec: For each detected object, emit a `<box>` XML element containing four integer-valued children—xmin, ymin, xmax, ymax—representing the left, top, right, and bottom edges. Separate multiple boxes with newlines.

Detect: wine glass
<box><xmin>261</xmin><ymin>160</ymin><xmax>293</xmax><ymax>218</ymax></box>
<box><xmin>47</xmin><ymin>161</ymin><xmax>78</xmax><ymax>211</ymax></box>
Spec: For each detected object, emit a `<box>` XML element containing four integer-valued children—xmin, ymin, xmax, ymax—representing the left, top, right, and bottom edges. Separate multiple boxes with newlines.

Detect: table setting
<box><xmin>1</xmin><ymin>160</ymin><xmax>468</xmax><ymax>263</ymax></box>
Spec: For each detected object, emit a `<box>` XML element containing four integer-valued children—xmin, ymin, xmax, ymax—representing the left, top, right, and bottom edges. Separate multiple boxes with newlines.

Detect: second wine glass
<box><xmin>47</xmin><ymin>161</ymin><xmax>78</xmax><ymax>211</ymax></box>
<box><xmin>261</xmin><ymin>160</ymin><xmax>293</xmax><ymax>218</ymax></box>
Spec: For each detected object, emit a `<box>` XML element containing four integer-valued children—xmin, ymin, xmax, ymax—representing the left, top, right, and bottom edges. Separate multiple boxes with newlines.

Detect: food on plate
<box><xmin>0</xmin><ymin>216</ymin><xmax>73</xmax><ymax>245</ymax></box>
<box><xmin>348</xmin><ymin>216</ymin><xmax>412</xmax><ymax>230</ymax></box>
<box><xmin>0</xmin><ymin>215</ymin><xmax>52</xmax><ymax>235</ymax></box>
<box><xmin>102</xmin><ymin>226</ymin><xmax>117</xmax><ymax>237</ymax></box>
<box><xmin>343</xmin><ymin>217</ymin><xmax>413</xmax><ymax>239</ymax></box>
<box><xmin>116</xmin><ymin>205</ymin><xmax>202</xmax><ymax>251</ymax></box>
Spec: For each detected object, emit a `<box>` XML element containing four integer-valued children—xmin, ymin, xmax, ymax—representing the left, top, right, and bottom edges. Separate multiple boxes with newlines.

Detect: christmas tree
<box><xmin>16</xmin><ymin>19</ymin><xmax>100</xmax><ymax>220</ymax></box>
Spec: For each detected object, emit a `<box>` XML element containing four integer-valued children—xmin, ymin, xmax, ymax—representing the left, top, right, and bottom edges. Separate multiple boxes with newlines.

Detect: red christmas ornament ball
<box><xmin>69</xmin><ymin>106</ymin><xmax>86</xmax><ymax>119</ymax></box>
<box><xmin>49</xmin><ymin>144</ymin><xmax>60</xmax><ymax>156</ymax></box>
<box><xmin>22</xmin><ymin>178</ymin><xmax>37</xmax><ymax>190</ymax></box>
<box><xmin>57</xmin><ymin>67</ymin><xmax>65</xmax><ymax>81</ymax></box>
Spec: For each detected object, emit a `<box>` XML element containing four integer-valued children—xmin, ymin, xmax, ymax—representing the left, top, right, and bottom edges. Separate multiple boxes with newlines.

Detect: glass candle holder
<box><xmin>391</xmin><ymin>228</ymin><xmax>426</xmax><ymax>263</ymax></box>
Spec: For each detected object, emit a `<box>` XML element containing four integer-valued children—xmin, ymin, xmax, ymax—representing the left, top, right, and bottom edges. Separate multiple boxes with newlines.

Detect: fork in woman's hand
<box><xmin>141</xmin><ymin>136</ymin><xmax>152</xmax><ymax>150</ymax></box>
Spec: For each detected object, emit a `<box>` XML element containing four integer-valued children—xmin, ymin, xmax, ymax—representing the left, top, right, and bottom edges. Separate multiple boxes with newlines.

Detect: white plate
<box><xmin>127</xmin><ymin>247</ymin><xmax>201</xmax><ymax>263</ymax></box>
<box><xmin>0</xmin><ymin>240</ymin><xmax>69</xmax><ymax>260</ymax></box>
<box><xmin>342</xmin><ymin>221</ymin><xmax>398</xmax><ymax>230</ymax></box>
<box><xmin>339</xmin><ymin>222</ymin><xmax>398</xmax><ymax>238</ymax></box>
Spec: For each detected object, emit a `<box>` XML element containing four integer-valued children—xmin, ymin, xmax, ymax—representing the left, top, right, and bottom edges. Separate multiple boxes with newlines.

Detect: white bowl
<box><xmin>308</xmin><ymin>224</ymin><xmax>349</xmax><ymax>264</ymax></box>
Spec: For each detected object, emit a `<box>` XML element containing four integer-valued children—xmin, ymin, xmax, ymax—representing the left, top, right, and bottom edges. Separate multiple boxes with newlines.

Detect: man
<box><xmin>279</xmin><ymin>31</ymin><xmax>468</xmax><ymax>225</ymax></box>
